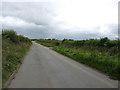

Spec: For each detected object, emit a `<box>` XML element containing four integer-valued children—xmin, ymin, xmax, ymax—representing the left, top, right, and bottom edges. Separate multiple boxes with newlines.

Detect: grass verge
<box><xmin>52</xmin><ymin>46</ymin><xmax>119</xmax><ymax>80</ymax></box>
<box><xmin>35</xmin><ymin>39</ymin><xmax>119</xmax><ymax>80</ymax></box>
<box><xmin>2</xmin><ymin>30</ymin><xmax>32</xmax><ymax>87</ymax></box>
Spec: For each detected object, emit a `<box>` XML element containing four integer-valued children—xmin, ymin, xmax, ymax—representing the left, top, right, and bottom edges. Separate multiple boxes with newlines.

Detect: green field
<box><xmin>2</xmin><ymin>30</ymin><xmax>32</xmax><ymax>87</ymax></box>
<box><xmin>35</xmin><ymin>38</ymin><xmax>119</xmax><ymax>80</ymax></box>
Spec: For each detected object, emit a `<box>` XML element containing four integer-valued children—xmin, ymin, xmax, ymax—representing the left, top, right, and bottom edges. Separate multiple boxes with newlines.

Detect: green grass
<box><xmin>36</xmin><ymin>39</ymin><xmax>60</xmax><ymax>47</ymax></box>
<box><xmin>36</xmin><ymin>41</ymin><xmax>55</xmax><ymax>47</ymax></box>
<box><xmin>35</xmin><ymin>39</ymin><xmax>119</xmax><ymax>80</ymax></box>
<box><xmin>2</xmin><ymin>30</ymin><xmax>32</xmax><ymax>87</ymax></box>
<box><xmin>53</xmin><ymin>46</ymin><xmax>119</xmax><ymax>80</ymax></box>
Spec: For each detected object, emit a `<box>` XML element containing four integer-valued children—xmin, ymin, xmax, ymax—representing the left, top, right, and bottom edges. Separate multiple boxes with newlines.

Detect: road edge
<box><xmin>3</xmin><ymin>45</ymin><xmax>32</xmax><ymax>88</ymax></box>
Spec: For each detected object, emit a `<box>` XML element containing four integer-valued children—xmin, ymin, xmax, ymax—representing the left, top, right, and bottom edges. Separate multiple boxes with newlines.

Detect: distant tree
<box><xmin>62</xmin><ymin>39</ymin><xmax>66</xmax><ymax>43</ymax></box>
<box><xmin>48</xmin><ymin>38</ymin><xmax>52</xmax><ymax>40</ymax></box>
<box><xmin>99</xmin><ymin>37</ymin><xmax>110</xmax><ymax>47</ymax></box>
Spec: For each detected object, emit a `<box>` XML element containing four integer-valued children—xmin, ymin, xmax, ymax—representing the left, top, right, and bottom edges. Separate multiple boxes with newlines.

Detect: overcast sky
<box><xmin>1</xmin><ymin>0</ymin><xmax>119</xmax><ymax>40</ymax></box>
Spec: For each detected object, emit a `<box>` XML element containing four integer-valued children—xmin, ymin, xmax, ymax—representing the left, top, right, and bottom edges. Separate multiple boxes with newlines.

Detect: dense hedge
<box><xmin>2</xmin><ymin>30</ymin><xmax>32</xmax><ymax>87</ymax></box>
<box><xmin>35</xmin><ymin>37</ymin><xmax>119</xmax><ymax>56</ymax></box>
<box><xmin>2</xmin><ymin>30</ymin><xmax>31</xmax><ymax>43</ymax></box>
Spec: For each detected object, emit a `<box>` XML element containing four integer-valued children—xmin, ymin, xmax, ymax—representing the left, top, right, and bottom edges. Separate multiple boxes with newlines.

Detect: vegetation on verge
<box><xmin>35</xmin><ymin>38</ymin><xmax>119</xmax><ymax>80</ymax></box>
<box><xmin>2</xmin><ymin>30</ymin><xmax>32</xmax><ymax>87</ymax></box>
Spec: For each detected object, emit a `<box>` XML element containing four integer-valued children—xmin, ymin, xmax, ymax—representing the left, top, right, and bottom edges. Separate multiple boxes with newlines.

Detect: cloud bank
<box><xmin>1</xmin><ymin>0</ymin><xmax>118</xmax><ymax>40</ymax></box>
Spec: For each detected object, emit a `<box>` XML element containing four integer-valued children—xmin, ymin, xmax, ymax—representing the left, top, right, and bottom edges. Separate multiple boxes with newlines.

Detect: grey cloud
<box><xmin>2</xmin><ymin>2</ymin><xmax>57</xmax><ymax>25</ymax></box>
<box><xmin>1</xmin><ymin>2</ymin><xmax>118</xmax><ymax>40</ymax></box>
<box><xmin>101</xmin><ymin>24</ymin><xmax>118</xmax><ymax>39</ymax></box>
<box><xmin>106</xmin><ymin>24</ymin><xmax>118</xmax><ymax>35</ymax></box>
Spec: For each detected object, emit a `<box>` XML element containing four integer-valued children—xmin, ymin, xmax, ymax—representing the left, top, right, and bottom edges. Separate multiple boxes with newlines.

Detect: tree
<box><xmin>99</xmin><ymin>37</ymin><xmax>110</xmax><ymax>47</ymax></box>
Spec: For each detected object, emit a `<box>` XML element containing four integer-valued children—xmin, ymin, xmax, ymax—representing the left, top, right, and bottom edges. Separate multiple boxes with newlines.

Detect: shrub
<box><xmin>2</xmin><ymin>30</ymin><xmax>32</xmax><ymax>87</ymax></box>
<box><xmin>99</xmin><ymin>37</ymin><xmax>110</xmax><ymax>47</ymax></box>
<box><xmin>2</xmin><ymin>30</ymin><xmax>19</xmax><ymax>43</ymax></box>
<box><xmin>18</xmin><ymin>35</ymin><xmax>31</xmax><ymax>42</ymax></box>
<box><xmin>2</xmin><ymin>30</ymin><xmax>31</xmax><ymax>44</ymax></box>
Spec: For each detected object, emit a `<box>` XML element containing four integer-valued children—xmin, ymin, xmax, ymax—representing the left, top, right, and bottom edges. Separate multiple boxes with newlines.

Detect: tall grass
<box><xmin>2</xmin><ymin>30</ymin><xmax>32</xmax><ymax>87</ymax></box>
<box><xmin>36</xmin><ymin>38</ymin><xmax>119</xmax><ymax>80</ymax></box>
<box><xmin>53</xmin><ymin>46</ymin><xmax>119</xmax><ymax>80</ymax></box>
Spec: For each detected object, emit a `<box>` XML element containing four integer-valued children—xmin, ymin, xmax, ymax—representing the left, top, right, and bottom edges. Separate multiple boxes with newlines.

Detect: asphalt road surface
<box><xmin>8</xmin><ymin>42</ymin><xmax>118</xmax><ymax>88</ymax></box>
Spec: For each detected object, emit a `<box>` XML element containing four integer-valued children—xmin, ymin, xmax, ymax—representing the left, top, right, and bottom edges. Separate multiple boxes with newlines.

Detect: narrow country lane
<box><xmin>8</xmin><ymin>42</ymin><xmax>118</xmax><ymax>88</ymax></box>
